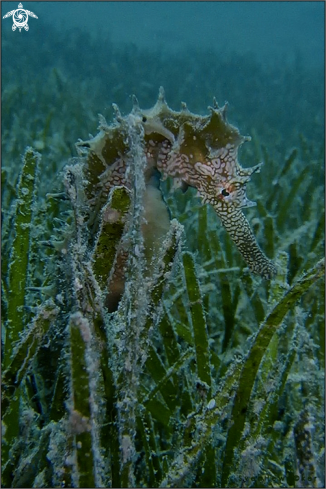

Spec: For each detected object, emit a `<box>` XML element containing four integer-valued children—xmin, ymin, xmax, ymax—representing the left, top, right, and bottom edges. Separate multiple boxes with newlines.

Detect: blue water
<box><xmin>2</xmin><ymin>1</ymin><xmax>324</xmax><ymax>68</ymax></box>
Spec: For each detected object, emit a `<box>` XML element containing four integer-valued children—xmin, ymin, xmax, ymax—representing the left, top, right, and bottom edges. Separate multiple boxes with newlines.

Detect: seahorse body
<box><xmin>76</xmin><ymin>87</ymin><xmax>276</xmax><ymax>280</ymax></box>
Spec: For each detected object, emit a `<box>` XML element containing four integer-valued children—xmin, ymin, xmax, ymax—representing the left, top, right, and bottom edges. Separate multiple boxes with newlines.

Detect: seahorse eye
<box><xmin>221</xmin><ymin>188</ymin><xmax>230</xmax><ymax>197</ymax></box>
<box><xmin>142</xmin><ymin>116</ymin><xmax>147</xmax><ymax>123</ymax></box>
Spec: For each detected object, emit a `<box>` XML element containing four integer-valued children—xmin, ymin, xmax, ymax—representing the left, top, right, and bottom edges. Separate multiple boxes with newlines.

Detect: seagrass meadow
<box><xmin>1</xmin><ymin>22</ymin><xmax>325</xmax><ymax>489</ymax></box>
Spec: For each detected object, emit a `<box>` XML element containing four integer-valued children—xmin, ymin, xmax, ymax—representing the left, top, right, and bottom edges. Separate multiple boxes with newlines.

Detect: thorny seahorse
<box><xmin>75</xmin><ymin>87</ymin><xmax>276</xmax><ymax>308</ymax></box>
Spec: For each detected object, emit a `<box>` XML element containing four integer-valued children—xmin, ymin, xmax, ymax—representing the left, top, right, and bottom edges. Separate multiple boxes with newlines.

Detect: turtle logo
<box><xmin>3</xmin><ymin>2</ymin><xmax>38</xmax><ymax>32</ymax></box>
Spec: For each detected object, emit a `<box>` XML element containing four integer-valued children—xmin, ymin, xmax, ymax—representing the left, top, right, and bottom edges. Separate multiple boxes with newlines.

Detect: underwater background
<box><xmin>1</xmin><ymin>1</ymin><xmax>325</xmax><ymax>488</ymax></box>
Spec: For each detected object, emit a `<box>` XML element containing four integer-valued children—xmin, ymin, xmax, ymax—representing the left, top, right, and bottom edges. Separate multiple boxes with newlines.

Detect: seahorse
<box><xmin>76</xmin><ymin>87</ymin><xmax>276</xmax><ymax>292</ymax></box>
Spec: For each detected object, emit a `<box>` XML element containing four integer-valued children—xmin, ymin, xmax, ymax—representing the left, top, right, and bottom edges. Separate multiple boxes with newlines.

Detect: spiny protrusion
<box><xmin>238</xmin><ymin>162</ymin><xmax>263</xmax><ymax>178</ymax></box>
<box><xmin>132</xmin><ymin>94</ymin><xmax>139</xmax><ymax>111</ymax></box>
<box><xmin>98</xmin><ymin>113</ymin><xmax>109</xmax><ymax>130</ymax></box>
<box><xmin>112</xmin><ymin>103</ymin><xmax>123</xmax><ymax>122</ymax></box>
<box><xmin>221</xmin><ymin>101</ymin><xmax>228</xmax><ymax>121</ymax></box>
<box><xmin>241</xmin><ymin>195</ymin><xmax>257</xmax><ymax>208</ymax></box>
<box><xmin>158</xmin><ymin>86</ymin><xmax>166</xmax><ymax>103</ymax></box>
<box><xmin>237</xmin><ymin>134</ymin><xmax>252</xmax><ymax>148</ymax></box>
<box><xmin>213</xmin><ymin>97</ymin><xmax>219</xmax><ymax>109</ymax></box>
<box><xmin>208</xmin><ymin>105</ymin><xmax>215</xmax><ymax>114</ymax></box>
<box><xmin>181</xmin><ymin>101</ymin><xmax>189</xmax><ymax>112</ymax></box>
